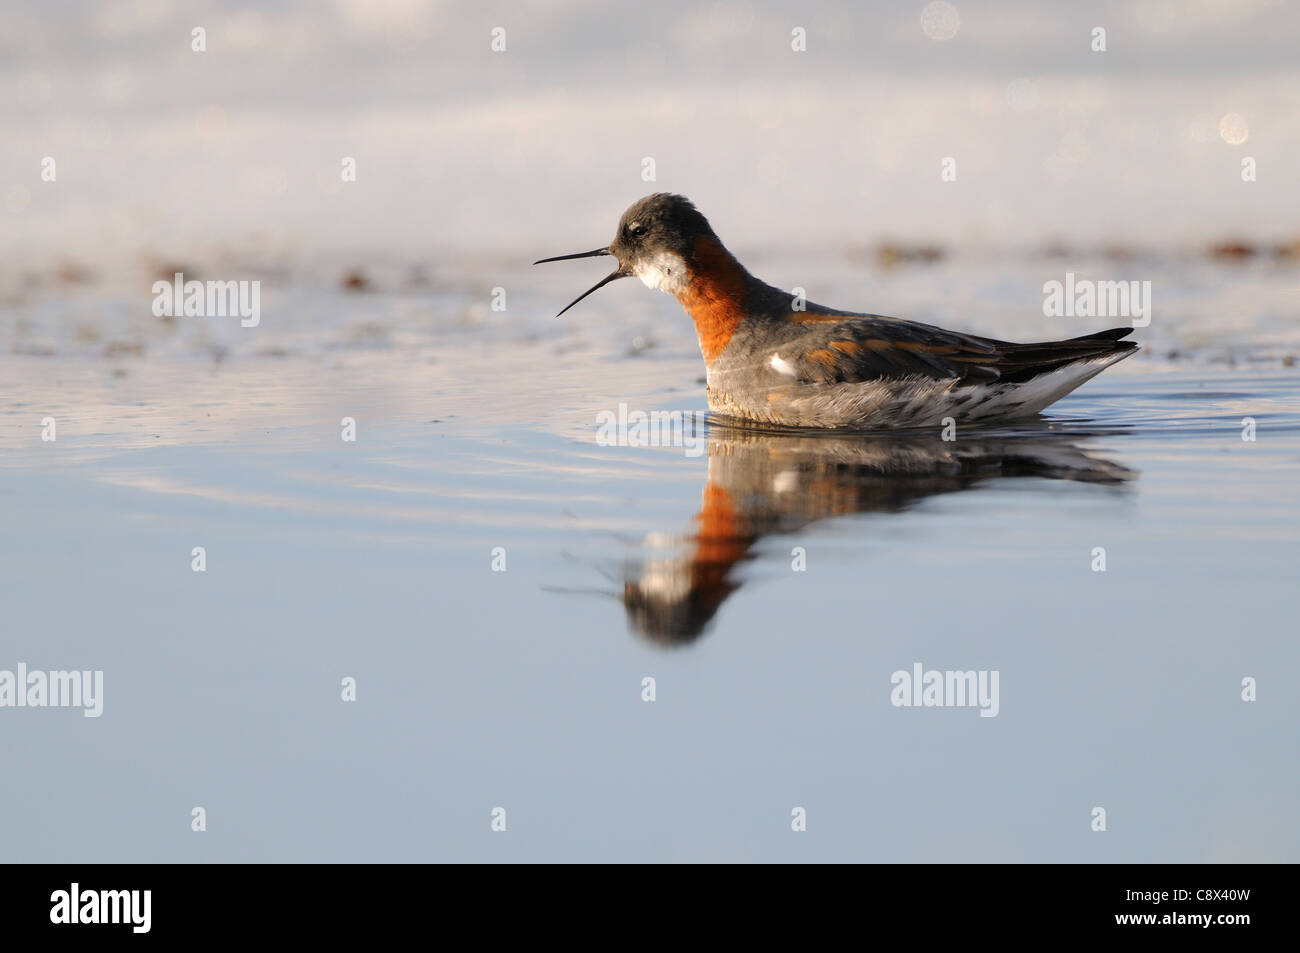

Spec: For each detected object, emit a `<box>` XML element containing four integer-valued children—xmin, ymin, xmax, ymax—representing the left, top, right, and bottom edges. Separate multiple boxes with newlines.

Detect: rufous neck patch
<box><xmin>686</xmin><ymin>482</ymin><xmax>748</xmax><ymax>614</ymax></box>
<box><xmin>677</xmin><ymin>236</ymin><xmax>747</xmax><ymax>364</ymax></box>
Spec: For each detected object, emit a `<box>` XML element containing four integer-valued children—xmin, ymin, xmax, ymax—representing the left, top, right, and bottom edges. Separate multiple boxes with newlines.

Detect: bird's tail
<box><xmin>994</xmin><ymin>327</ymin><xmax>1138</xmax><ymax>383</ymax></box>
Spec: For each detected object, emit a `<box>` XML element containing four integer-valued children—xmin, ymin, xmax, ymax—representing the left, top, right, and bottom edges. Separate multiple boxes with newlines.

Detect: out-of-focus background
<box><xmin>4</xmin><ymin>0</ymin><xmax>1299</xmax><ymax>264</ymax></box>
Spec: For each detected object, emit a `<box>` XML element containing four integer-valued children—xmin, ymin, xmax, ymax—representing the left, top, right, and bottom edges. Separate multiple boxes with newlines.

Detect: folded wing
<box><xmin>777</xmin><ymin>318</ymin><xmax>1136</xmax><ymax>386</ymax></box>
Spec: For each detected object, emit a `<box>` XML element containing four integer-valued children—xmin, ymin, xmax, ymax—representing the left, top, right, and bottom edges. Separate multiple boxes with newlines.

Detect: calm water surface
<box><xmin>2</xmin><ymin>261</ymin><xmax>1298</xmax><ymax>862</ymax></box>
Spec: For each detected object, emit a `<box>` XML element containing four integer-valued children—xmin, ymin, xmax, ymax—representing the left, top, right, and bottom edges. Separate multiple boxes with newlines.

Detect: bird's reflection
<box><xmin>621</xmin><ymin>420</ymin><xmax>1135</xmax><ymax>645</ymax></box>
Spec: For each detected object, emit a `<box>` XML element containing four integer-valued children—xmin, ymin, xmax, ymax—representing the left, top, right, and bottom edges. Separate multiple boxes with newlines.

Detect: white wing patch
<box><xmin>769</xmin><ymin>353</ymin><xmax>797</xmax><ymax>377</ymax></box>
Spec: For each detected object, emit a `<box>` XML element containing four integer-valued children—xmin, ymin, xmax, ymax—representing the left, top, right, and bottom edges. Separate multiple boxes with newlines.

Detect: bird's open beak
<box><xmin>533</xmin><ymin>247</ymin><xmax>630</xmax><ymax>317</ymax></box>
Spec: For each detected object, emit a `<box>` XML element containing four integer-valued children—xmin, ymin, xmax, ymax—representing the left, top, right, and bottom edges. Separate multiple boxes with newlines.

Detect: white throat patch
<box><xmin>634</xmin><ymin>251</ymin><xmax>688</xmax><ymax>296</ymax></box>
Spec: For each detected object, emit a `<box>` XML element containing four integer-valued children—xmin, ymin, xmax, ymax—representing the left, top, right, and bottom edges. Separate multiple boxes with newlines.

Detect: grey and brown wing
<box><xmin>772</xmin><ymin>318</ymin><xmax>1135</xmax><ymax>385</ymax></box>
<box><xmin>772</xmin><ymin>318</ymin><xmax>1002</xmax><ymax>384</ymax></box>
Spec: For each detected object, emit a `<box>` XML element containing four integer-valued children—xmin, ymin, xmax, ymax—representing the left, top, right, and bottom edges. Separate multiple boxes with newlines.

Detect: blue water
<box><xmin>2</xmin><ymin>266</ymin><xmax>1298</xmax><ymax>861</ymax></box>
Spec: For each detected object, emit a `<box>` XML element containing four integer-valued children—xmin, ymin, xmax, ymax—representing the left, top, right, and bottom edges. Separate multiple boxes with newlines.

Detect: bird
<box><xmin>535</xmin><ymin>193</ymin><xmax>1137</xmax><ymax>429</ymax></box>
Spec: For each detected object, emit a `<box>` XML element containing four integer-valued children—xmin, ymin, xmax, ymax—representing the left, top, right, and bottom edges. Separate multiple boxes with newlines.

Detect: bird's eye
<box><xmin>629</xmin><ymin>223</ymin><xmax>646</xmax><ymax>237</ymax></box>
